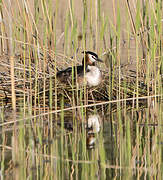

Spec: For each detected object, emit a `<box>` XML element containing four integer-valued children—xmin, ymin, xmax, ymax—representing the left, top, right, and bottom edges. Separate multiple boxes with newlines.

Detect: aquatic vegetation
<box><xmin>0</xmin><ymin>0</ymin><xmax>162</xmax><ymax>179</ymax></box>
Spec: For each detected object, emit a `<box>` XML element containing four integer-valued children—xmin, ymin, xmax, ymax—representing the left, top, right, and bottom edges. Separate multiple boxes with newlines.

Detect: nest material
<box><xmin>0</xmin><ymin>54</ymin><xmax>160</xmax><ymax>109</ymax></box>
<box><xmin>0</xmin><ymin>71</ymin><xmax>154</xmax><ymax>98</ymax></box>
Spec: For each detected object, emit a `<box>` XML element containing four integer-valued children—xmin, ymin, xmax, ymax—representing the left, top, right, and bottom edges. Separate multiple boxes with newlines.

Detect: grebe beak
<box><xmin>96</xmin><ymin>58</ymin><xmax>103</xmax><ymax>63</ymax></box>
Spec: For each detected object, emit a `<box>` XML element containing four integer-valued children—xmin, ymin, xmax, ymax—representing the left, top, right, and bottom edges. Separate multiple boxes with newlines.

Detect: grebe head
<box><xmin>82</xmin><ymin>51</ymin><xmax>103</xmax><ymax>66</ymax></box>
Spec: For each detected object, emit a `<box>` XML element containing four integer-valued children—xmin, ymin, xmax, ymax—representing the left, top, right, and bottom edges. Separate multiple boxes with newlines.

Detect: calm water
<box><xmin>0</xmin><ymin>99</ymin><xmax>162</xmax><ymax>179</ymax></box>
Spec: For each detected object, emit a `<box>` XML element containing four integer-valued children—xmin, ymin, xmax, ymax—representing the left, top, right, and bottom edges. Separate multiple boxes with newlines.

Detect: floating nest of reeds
<box><xmin>0</xmin><ymin>54</ymin><xmax>162</xmax><ymax>110</ymax></box>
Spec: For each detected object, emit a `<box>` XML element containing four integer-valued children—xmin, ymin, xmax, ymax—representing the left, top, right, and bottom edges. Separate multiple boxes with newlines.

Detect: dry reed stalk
<box><xmin>7</xmin><ymin>0</ymin><xmax>16</xmax><ymax>111</ymax></box>
<box><xmin>125</xmin><ymin>0</ymin><xmax>136</xmax><ymax>35</ymax></box>
<box><xmin>10</xmin><ymin>56</ymin><xmax>16</xmax><ymax>111</ymax></box>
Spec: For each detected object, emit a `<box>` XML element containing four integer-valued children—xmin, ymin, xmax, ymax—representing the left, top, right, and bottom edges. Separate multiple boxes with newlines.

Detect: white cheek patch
<box><xmin>88</xmin><ymin>54</ymin><xmax>96</xmax><ymax>63</ymax></box>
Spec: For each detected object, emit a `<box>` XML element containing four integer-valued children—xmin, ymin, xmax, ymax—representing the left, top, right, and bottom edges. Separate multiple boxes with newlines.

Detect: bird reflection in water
<box><xmin>86</xmin><ymin>114</ymin><xmax>101</xmax><ymax>149</ymax></box>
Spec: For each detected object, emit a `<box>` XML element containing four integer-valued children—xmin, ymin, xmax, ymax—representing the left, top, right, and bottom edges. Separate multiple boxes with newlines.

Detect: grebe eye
<box><xmin>90</xmin><ymin>55</ymin><xmax>96</xmax><ymax>60</ymax></box>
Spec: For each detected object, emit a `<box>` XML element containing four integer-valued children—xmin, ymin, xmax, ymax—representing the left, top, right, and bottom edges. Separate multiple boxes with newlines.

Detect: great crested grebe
<box><xmin>57</xmin><ymin>51</ymin><xmax>103</xmax><ymax>87</ymax></box>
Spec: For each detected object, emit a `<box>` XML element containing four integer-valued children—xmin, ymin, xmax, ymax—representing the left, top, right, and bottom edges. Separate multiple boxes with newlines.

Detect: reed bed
<box><xmin>0</xmin><ymin>51</ymin><xmax>161</xmax><ymax>107</ymax></box>
<box><xmin>0</xmin><ymin>0</ymin><xmax>163</xmax><ymax>179</ymax></box>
